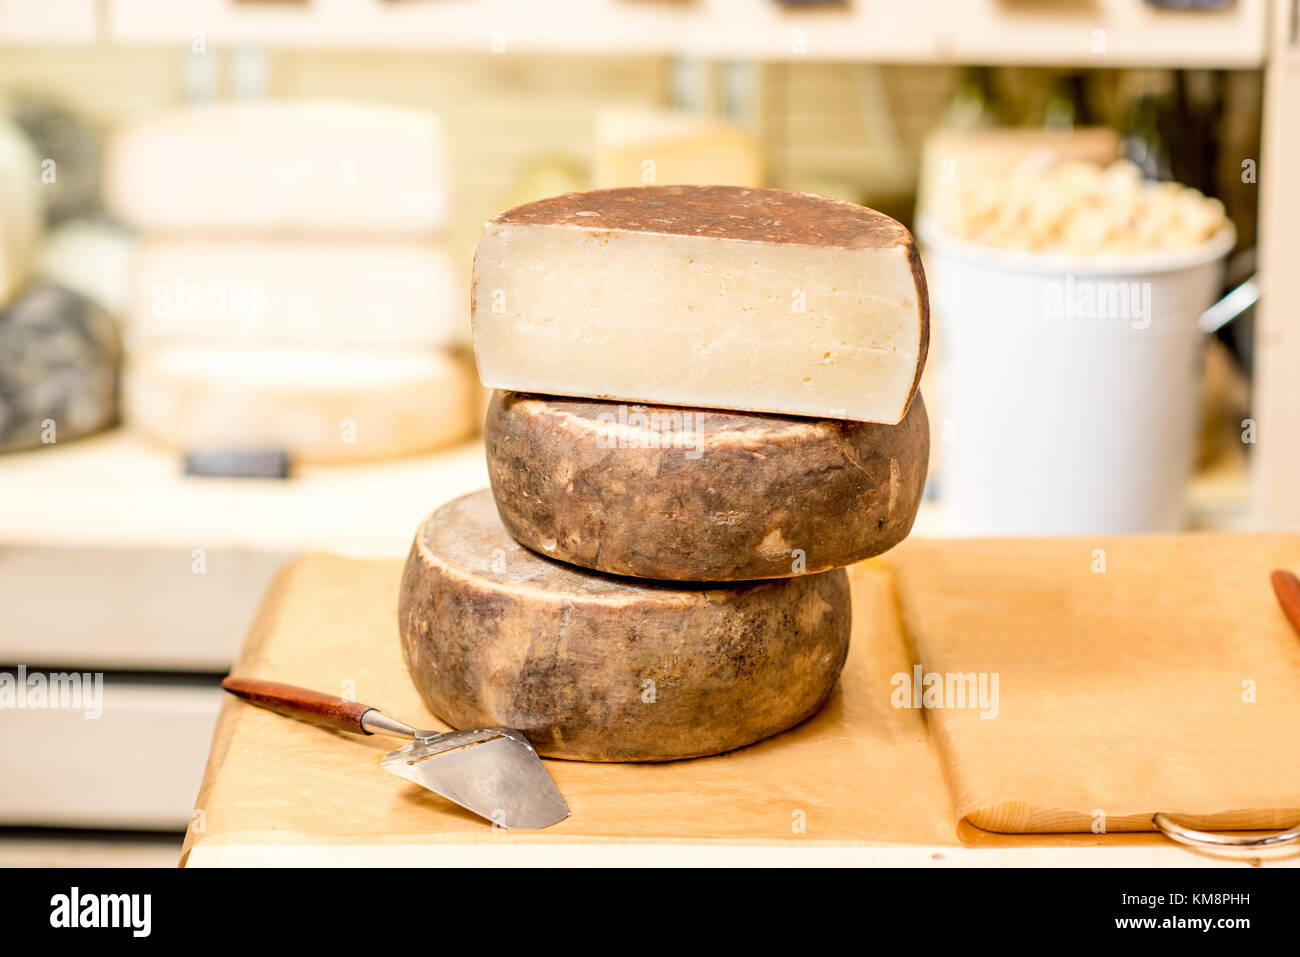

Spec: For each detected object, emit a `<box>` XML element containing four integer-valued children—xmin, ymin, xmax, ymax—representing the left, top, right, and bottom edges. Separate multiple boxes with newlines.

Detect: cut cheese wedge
<box><xmin>125</xmin><ymin>345</ymin><xmax>474</xmax><ymax>464</ymax></box>
<box><xmin>106</xmin><ymin>101</ymin><xmax>448</xmax><ymax>236</ymax></box>
<box><xmin>130</xmin><ymin>239</ymin><xmax>466</xmax><ymax>348</ymax></box>
<box><xmin>472</xmin><ymin>185</ymin><xmax>929</xmax><ymax>424</ymax></box>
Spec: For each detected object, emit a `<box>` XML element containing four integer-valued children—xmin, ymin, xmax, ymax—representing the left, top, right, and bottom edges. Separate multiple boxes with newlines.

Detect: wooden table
<box><xmin>182</xmin><ymin>553</ymin><xmax>1294</xmax><ymax>867</ymax></box>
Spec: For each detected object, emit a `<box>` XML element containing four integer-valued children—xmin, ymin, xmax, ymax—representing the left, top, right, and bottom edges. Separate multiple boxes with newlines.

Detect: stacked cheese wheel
<box><xmin>107</xmin><ymin>102</ymin><xmax>475</xmax><ymax>464</ymax></box>
<box><xmin>400</xmin><ymin>185</ymin><xmax>930</xmax><ymax>762</ymax></box>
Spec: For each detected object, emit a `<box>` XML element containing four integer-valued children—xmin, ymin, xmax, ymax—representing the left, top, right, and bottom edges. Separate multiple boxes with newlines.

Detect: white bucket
<box><xmin>917</xmin><ymin>217</ymin><xmax>1236</xmax><ymax>536</ymax></box>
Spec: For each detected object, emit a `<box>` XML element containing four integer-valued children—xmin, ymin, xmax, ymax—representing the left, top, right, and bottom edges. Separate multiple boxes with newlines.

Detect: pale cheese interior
<box><xmin>473</xmin><ymin>222</ymin><xmax>922</xmax><ymax>423</ymax></box>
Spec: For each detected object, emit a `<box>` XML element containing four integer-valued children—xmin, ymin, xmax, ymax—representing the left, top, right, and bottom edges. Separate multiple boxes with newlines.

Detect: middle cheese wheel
<box><xmin>399</xmin><ymin>489</ymin><xmax>851</xmax><ymax>761</ymax></box>
<box><xmin>485</xmin><ymin>390</ymin><xmax>929</xmax><ymax>581</ymax></box>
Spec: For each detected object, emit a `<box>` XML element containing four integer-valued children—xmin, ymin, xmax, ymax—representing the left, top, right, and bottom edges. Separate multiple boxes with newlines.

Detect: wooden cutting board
<box><xmin>890</xmin><ymin>534</ymin><xmax>1300</xmax><ymax>834</ymax></box>
<box><xmin>182</xmin><ymin>553</ymin><xmax>962</xmax><ymax>863</ymax></box>
<box><xmin>181</xmin><ymin>535</ymin><xmax>1300</xmax><ymax>865</ymax></box>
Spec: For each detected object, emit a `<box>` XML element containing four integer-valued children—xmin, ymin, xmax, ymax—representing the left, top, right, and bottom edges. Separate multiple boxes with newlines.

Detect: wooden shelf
<box><xmin>1</xmin><ymin>681</ymin><xmax>222</xmax><ymax>830</ymax></box>
<box><xmin>0</xmin><ymin>424</ymin><xmax>1251</xmax><ymax>560</ymax></box>
<box><xmin>97</xmin><ymin>0</ymin><xmax>1269</xmax><ymax>68</ymax></box>
<box><xmin>0</xmin><ymin>429</ymin><xmax>489</xmax><ymax>556</ymax></box>
<box><xmin>0</xmin><ymin>0</ymin><xmax>96</xmax><ymax>44</ymax></box>
<box><xmin>185</xmin><ymin>839</ymin><xmax>1300</xmax><ymax>867</ymax></box>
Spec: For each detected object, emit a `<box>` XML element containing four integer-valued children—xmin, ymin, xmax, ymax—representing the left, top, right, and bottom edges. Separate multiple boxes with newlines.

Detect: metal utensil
<box><xmin>1197</xmin><ymin>273</ymin><xmax>1259</xmax><ymax>335</ymax></box>
<box><xmin>221</xmin><ymin>677</ymin><xmax>569</xmax><ymax>830</ymax></box>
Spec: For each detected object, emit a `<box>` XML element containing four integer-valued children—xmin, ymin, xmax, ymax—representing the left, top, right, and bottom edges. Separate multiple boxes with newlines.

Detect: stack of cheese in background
<box><xmin>398</xmin><ymin>185</ymin><xmax>930</xmax><ymax>763</ymax></box>
<box><xmin>0</xmin><ymin>106</ymin><xmax>121</xmax><ymax>454</ymax></box>
<box><xmin>106</xmin><ymin>101</ymin><xmax>475</xmax><ymax>466</ymax></box>
<box><xmin>592</xmin><ymin>109</ymin><xmax>762</xmax><ymax>189</ymax></box>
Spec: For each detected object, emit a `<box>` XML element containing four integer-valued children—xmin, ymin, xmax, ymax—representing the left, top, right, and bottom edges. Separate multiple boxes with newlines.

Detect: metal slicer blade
<box><xmin>380</xmin><ymin>728</ymin><xmax>569</xmax><ymax>830</ymax></box>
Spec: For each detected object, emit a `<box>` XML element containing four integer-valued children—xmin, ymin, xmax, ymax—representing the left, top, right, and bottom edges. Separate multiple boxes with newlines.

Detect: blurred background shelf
<box><xmin>93</xmin><ymin>0</ymin><xmax>1269</xmax><ymax>68</ymax></box>
<box><xmin>0</xmin><ymin>432</ymin><xmax>488</xmax><ymax>555</ymax></box>
<box><xmin>0</xmin><ymin>428</ymin><xmax>1252</xmax><ymax>560</ymax></box>
<box><xmin>0</xmin><ymin>0</ymin><xmax>1269</xmax><ymax>68</ymax></box>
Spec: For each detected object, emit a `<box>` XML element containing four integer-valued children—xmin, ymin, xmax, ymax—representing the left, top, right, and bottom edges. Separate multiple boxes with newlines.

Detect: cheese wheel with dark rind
<box><xmin>485</xmin><ymin>390</ymin><xmax>928</xmax><ymax>581</ymax></box>
<box><xmin>398</xmin><ymin>489</ymin><xmax>851</xmax><ymax>762</ymax></box>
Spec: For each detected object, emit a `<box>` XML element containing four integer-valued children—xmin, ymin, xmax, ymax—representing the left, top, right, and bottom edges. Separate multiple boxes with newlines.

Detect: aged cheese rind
<box><xmin>124</xmin><ymin>345</ymin><xmax>474</xmax><ymax>463</ymax></box>
<box><xmin>105</xmin><ymin>101</ymin><xmax>448</xmax><ymax>235</ymax></box>
<box><xmin>472</xmin><ymin>185</ymin><xmax>929</xmax><ymax>424</ymax></box>
<box><xmin>399</xmin><ymin>489</ymin><xmax>851</xmax><ymax>761</ymax></box>
<box><xmin>486</xmin><ymin>391</ymin><xmax>929</xmax><ymax>581</ymax></box>
<box><xmin>130</xmin><ymin>239</ymin><xmax>466</xmax><ymax>348</ymax></box>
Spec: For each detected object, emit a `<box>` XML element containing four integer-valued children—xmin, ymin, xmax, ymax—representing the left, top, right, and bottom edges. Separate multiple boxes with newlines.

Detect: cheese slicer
<box><xmin>221</xmin><ymin>677</ymin><xmax>569</xmax><ymax>829</ymax></box>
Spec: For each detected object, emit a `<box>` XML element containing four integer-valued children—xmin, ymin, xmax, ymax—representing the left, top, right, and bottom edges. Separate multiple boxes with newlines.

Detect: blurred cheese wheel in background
<box><xmin>8</xmin><ymin>98</ymin><xmax>103</xmax><ymax>226</ymax></box>
<box><xmin>105</xmin><ymin>101</ymin><xmax>449</xmax><ymax>236</ymax></box>
<box><xmin>129</xmin><ymin>239</ymin><xmax>467</xmax><ymax>349</ymax></box>
<box><xmin>0</xmin><ymin>284</ymin><xmax>121</xmax><ymax>453</ymax></box>
<box><xmin>593</xmin><ymin>109</ymin><xmax>762</xmax><ymax>188</ymax></box>
<box><xmin>124</xmin><ymin>345</ymin><xmax>475</xmax><ymax>464</ymax></box>
<box><xmin>0</xmin><ymin>119</ymin><xmax>44</xmax><ymax>305</ymax></box>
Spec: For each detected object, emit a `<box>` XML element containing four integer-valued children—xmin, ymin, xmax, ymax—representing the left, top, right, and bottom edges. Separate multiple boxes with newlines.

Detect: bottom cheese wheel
<box><xmin>399</xmin><ymin>489</ymin><xmax>851</xmax><ymax>761</ymax></box>
<box><xmin>124</xmin><ymin>344</ymin><xmax>475</xmax><ymax>463</ymax></box>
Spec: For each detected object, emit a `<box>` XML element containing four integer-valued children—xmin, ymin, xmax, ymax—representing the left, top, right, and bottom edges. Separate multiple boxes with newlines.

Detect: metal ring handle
<box><xmin>1153</xmin><ymin>813</ymin><xmax>1300</xmax><ymax>853</ymax></box>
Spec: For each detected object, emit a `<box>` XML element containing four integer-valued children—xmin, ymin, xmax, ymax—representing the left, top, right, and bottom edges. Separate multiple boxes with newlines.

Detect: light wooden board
<box><xmin>892</xmin><ymin>534</ymin><xmax>1300</xmax><ymax>834</ymax></box>
<box><xmin>182</xmin><ymin>556</ymin><xmax>960</xmax><ymax>863</ymax></box>
<box><xmin>181</xmin><ymin>549</ymin><xmax>1297</xmax><ymax>866</ymax></box>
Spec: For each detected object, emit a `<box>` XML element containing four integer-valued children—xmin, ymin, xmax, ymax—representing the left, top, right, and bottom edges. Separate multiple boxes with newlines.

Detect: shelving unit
<box><xmin>97</xmin><ymin>0</ymin><xmax>1268</xmax><ymax>67</ymax></box>
<box><xmin>0</xmin><ymin>434</ymin><xmax>489</xmax><ymax>832</ymax></box>
<box><xmin>2</xmin><ymin>0</ymin><xmax>1269</xmax><ymax>68</ymax></box>
<box><xmin>0</xmin><ymin>431</ymin><xmax>489</xmax><ymax>555</ymax></box>
<box><xmin>0</xmin><ymin>0</ymin><xmax>1285</xmax><ymax>525</ymax></box>
<box><xmin>0</xmin><ymin>0</ymin><xmax>95</xmax><ymax>43</ymax></box>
